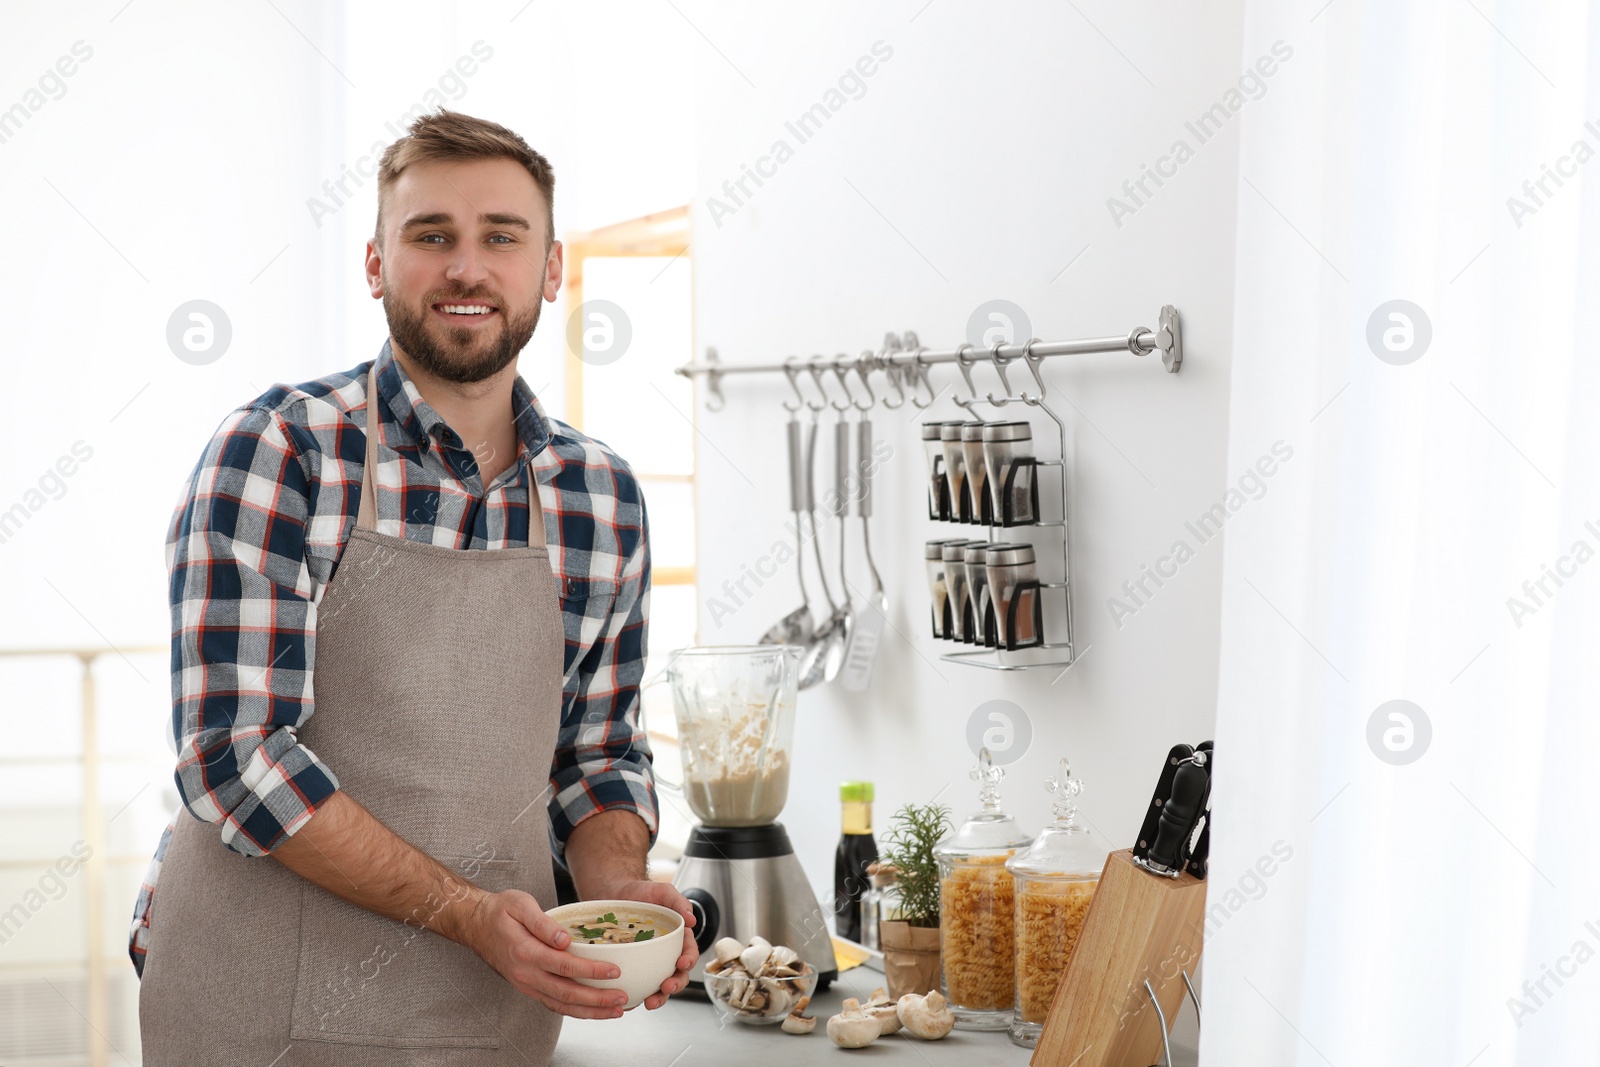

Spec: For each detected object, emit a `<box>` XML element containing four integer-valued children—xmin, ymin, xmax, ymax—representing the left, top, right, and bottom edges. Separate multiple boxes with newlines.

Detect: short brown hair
<box><xmin>374</xmin><ymin>108</ymin><xmax>555</xmax><ymax>250</ymax></box>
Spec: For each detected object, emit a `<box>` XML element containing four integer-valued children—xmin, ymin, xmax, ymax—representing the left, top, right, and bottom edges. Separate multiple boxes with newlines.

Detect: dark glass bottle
<box><xmin>832</xmin><ymin>781</ymin><xmax>879</xmax><ymax>942</ymax></box>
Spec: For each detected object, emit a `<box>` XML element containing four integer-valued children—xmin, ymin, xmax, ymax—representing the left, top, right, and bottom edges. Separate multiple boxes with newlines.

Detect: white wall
<box><xmin>0</xmin><ymin>0</ymin><xmax>698</xmax><ymax>656</ymax></box>
<box><xmin>686</xmin><ymin>0</ymin><xmax>1249</xmax><ymax>960</ymax></box>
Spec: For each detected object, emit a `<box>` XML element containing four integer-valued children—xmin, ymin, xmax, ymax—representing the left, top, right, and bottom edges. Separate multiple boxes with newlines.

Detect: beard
<box><xmin>383</xmin><ymin>282</ymin><xmax>542</xmax><ymax>384</ymax></box>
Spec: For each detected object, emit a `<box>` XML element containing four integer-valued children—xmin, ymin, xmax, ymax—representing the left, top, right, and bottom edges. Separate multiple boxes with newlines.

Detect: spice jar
<box><xmin>940</xmin><ymin>422</ymin><xmax>977</xmax><ymax>523</ymax></box>
<box><xmin>961</xmin><ymin>422</ymin><xmax>992</xmax><ymax>525</ymax></box>
<box><xmin>985</xmin><ymin>543</ymin><xmax>1041</xmax><ymax>649</ymax></box>
<box><xmin>1006</xmin><ymin>758</ymin><xmax>1103</xmax><ymax>1047</ymax></box>
<box><xmin>935</xmin><ymin>748</ymin><xmax>1033</xmax><ymax>1030</ymax></box>
<box><xmin>981</xmin><ymin>421</ymin><xmax>1036</xmax><ymax>525</ymax></box>
<box><xmin>941</xmin><ymin>541</ymin><xmax>986</xmax><ymax>644</ymax></box>
<box><xmin>858</xmin><ymin>862</ymin><xmax>903</xmax><ymax>952</ymax></box>
<box><xmin>925</xmin><ymin>539</ymin><xmax>959</xmax><ymax>639</ymax></box>
<box><xmin>921</xmin><ymin>422</ymin><xmax>950</xmax><ymax>520</ymax></box>
<box><xmin>963</xmin><ymin>542</ymin><xmax>1001</xmax><ymax>646</ymax></box>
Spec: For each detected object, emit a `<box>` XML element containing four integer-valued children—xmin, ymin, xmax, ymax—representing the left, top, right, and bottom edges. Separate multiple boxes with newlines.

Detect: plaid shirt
<box><xmin>129</xmin><ymin>340</ymin><xmax>656</xmax><ymax>977</ymax></box>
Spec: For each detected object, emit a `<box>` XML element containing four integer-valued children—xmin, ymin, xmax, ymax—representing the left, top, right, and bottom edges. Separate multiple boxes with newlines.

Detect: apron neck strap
<box><xmin>355</xmin><ymin>359</ymin><xmax>548</xmax><ymax>546</ymax></box>
<box><xmin>356</xmin><ymin>363</ymin><xmax>381</xmax><ymax>531</ymax></box>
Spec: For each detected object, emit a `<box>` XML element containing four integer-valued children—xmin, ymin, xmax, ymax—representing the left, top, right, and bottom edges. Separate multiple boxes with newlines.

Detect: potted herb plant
<box><xmin>875</xmin><ymin>801</ymin><xmax>952</xmax><ymax>999</ymax></box>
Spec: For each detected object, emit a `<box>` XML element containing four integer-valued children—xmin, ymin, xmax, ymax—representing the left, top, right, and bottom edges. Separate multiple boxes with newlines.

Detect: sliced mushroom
<box><xmin>896</xmin><ymin>989</ymin><xmax>955</xmax><ymax>1040</ymax></box>
<box><xmin>827</xmin><ymin>998</ymin><xmax>880</xmax><ymax>1048</ymax></box>
<box><xmin>782</xmin><ymin>996</ymin><xmax>816</xmax><ymax>1035</ymax></box>
<box><xmin>739</xmin><ymin>940</ymin><xmax>773</xmax><ymax>975</ymax></box>
<box><xmin>768</xmin><ymin>945</ymin><xmax>800</xmax><ymax>969</ymax></box>
<box><xmin>761</xmin><ymin>981</ymin><xmax>794</xmax><ymax>1017</ymax></box>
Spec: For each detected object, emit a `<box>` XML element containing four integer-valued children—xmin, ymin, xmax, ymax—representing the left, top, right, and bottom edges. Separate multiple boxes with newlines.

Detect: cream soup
<box><xmin>566</xmin><ymin>910</ymin><xmax>671</xmax><ymax>945</ymax></box>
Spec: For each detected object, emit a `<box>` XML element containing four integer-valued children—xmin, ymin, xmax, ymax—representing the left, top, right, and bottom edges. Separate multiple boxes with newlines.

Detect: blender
<box><xmin>659</xmin><ymin>645</ymin><xmax>837</xmax><ymax>991</ymax></box>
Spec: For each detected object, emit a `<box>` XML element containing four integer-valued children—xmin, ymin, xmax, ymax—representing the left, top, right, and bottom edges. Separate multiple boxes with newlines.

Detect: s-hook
<box><xmin>782</xmin><ymin>356</ymin><xmax>807</xmax><ymax>413</ymax></box>
<box><xmin>952</xmin><ymin>343</ymin><xmax>993</xmax><ymax>419</ymax></box>
<box><xmin>1017</xmin><ymin>337</ymin><xmax>1049</xmax><ymax>405</ymax></box>
<box><xmin>904</xmin><ymin>333</ymin><xmax>939</xmax><ymax>409</ymax></box>
<box><xmin>835</xmin><ymin>357</ymin><xmax>875</xmax><ymax>412</ymax></box>
<box><xmin>808</xmin><ymin>355</ymin><xmax>852</xmax><ymax>413</ymax></box>
<box><xmin>985</xmin><ymin>338</ymin><xmax>1018</xmax><ymax>406</ymax></box>
<box><xmin>701</xmin><ymin>348</ymin><xmax>726</xmax><ymax>412</ymax></box>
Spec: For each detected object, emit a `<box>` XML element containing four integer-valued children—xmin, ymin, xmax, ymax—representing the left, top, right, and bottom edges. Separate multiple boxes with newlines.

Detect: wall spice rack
<box><xmin>675</xmin><ymin>306</ymin><xmax>1184</xmax><ymax>672</ymax></box>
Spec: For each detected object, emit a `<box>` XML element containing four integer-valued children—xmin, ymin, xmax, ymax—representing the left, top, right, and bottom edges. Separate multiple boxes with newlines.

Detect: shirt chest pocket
<box><xmin>559</xmin><ymin>575</ymin><xmax>620</xmax><ymax>669</ymax></box>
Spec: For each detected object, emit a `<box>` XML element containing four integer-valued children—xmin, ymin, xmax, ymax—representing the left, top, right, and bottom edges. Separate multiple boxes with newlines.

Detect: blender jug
<box><xmin>666</xmin><ymin>645</ymin><xmax>799</xmax><ymax>827</ymax></box>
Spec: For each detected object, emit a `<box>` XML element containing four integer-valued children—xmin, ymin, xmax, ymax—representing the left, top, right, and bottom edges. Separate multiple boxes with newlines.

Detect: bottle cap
<box><xmin>840</xmin><ymin>781</ymin><xmax>875</xmax><ymax>803</ymax></box>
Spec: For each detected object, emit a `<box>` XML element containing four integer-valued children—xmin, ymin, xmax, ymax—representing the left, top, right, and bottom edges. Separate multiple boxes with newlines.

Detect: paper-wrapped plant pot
<box><xmin>879</xmin><ymin>920</ymin><xmax>941</xmax><ymax>1001</ymax></box>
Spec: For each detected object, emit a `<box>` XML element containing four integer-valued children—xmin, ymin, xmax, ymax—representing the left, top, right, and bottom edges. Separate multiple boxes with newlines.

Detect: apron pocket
<box><xmin>288</xmin><ymin>855</ymin><xmax>520</xmax><ymax>1049</ymax></box>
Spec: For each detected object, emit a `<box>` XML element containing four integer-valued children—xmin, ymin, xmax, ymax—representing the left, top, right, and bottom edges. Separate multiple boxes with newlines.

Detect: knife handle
<box><xmin>1148</xmin><ymin>755</ymin><xmax>1207</xmax><ymax>872</ymax></box>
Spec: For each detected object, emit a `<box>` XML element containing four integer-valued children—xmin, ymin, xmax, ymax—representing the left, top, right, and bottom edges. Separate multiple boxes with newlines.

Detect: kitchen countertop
<box><xmin>552</xmin><ymin>972</ymin><xmax>1198</xmax><ymax>1066</ymax></box>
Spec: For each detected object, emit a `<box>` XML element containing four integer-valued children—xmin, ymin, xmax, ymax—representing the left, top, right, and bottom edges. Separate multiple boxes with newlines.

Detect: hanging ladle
<box><xmin>760</xmin><ymin>359</ymin><xmax>818</xmax><ymax>671</ymax></box>
<box><xmin>805</xmin><ymin>356</ymin><xmax>852</xmax><ymax>684</ymax></box>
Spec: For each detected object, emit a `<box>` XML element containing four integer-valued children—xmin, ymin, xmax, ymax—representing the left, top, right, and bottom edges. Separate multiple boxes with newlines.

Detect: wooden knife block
<box><xmin>1030</xmin><ymin>849</ymin><xmax>1206</xmax><ymax>1067</ymax></box>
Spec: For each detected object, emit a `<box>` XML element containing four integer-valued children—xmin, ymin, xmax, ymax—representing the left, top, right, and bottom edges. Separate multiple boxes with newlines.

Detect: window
<box><xmin>560</xmin><ymin>206</ymin><xmax>696</xmax><ymax>859</ymax></box>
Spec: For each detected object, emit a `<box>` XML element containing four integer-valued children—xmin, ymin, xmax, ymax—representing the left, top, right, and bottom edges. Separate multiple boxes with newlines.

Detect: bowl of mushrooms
<box><xmin>703</xmin><ymin>936</ymin><xmax>818</xmax><ymax>1026</ymax></box>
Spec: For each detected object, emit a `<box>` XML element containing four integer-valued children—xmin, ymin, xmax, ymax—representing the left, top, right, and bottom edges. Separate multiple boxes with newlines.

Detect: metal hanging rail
<box><xmin>674</xmin><ymin>306</ymin><xmax>1182</xmax><ymax>410</ymax></box>
<box><xmin>676</xmin><ymin>305</ymin><xmax>1184</xmax><ymax>673</ymax></box>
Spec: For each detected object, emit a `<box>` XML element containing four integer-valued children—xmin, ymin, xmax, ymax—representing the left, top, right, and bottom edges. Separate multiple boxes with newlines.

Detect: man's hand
<box><xmin>458</xmin><ymin>888</ymin><xmax>634</xmax><ymax>1021</ymax></box>
<box><xmin>598</xmin><ymin>878</ymin><xmax>699</xmax><ymax>1011</ymax></box>
<box><xmin>272</xmin><ymin>793</ymin><xmax>635</xmax><ymax>1021</ymax></box>
<box><xmin>563</xmin><ymin>810</ymin><xmax>698</xmax><ymax>1011</ymax></box>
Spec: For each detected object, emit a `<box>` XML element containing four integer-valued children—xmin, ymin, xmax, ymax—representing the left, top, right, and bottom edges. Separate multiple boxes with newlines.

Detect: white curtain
<box><xmin>1204</xmin><ymin>1</ymin><xmax>1599</xmax><ymax>1065</ymax></box>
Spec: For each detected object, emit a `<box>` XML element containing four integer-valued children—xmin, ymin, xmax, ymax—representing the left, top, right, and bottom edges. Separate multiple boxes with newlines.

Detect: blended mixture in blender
<box><xmin>680</xmin><ymin>699</ymin><xmax>792</xmax><ymax>827</ymax></box>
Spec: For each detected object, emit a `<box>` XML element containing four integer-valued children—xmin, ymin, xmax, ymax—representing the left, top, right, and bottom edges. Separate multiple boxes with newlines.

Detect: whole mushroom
<box><xmin>827</xmin><ymin>998</ymin><xmax>881</xmax><ymax>1048</ymax></box>
<box><xmin>896</xmin><ymin>990</ymin><xmax>956</xmax><ymax>1040</ymax></box>
<box><xmin>865</xmin><ymin>987</ymin><xmax>902</xmax><ymax>1035</ymax></box>
<box><xmin>710</xmin><ymin>937</ymin><xmax>744</xmax><ymax>971</ymax></box>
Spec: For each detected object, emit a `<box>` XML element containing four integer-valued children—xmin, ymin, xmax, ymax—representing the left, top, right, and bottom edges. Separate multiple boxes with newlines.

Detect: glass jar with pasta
<box><xmin>1005</xmin><ymin>756</ymin><xmax>1104</xmax><ymax>1048</ymax></box>
<box><xmin>934</xmin><ymin>748</ymin><xmax>1033</xmax><ymax>1031</ymax></box>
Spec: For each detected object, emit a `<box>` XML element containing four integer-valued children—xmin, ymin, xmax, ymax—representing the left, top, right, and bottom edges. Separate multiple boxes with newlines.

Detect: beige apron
<box><xmin>140</xmin><ymin>363</ymin><xmax>567</xmax><ymax>1066</ymax></box>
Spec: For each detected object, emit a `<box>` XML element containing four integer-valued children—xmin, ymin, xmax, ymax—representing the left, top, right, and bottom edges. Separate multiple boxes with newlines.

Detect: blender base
<box><xmin>673</xmin><ymin>823</ymin><xmax>838</xmax><ymax>992</ymax></box>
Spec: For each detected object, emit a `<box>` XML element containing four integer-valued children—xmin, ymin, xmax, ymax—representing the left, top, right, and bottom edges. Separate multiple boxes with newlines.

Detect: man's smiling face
<box><xmin>367</xmin><ymin>156</ymin><xmax>561</xmax><ymax>384</ymax></box>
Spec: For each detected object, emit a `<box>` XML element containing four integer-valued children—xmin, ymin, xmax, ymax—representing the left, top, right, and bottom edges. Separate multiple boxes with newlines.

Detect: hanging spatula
<box><xmin>841</xmin><ymin>413</ymin><xmax>887</xmax><ymax>691</ymax></box>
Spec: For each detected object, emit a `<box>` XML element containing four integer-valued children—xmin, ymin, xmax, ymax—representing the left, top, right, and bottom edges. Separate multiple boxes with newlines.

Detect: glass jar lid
<box><xmin>1006</xmin><ymin>757</ymin><xmax>1105</xmax><ymax>879</ymax></box>
<box><xmin>934</xmin><ymin>748</ymin><xmax>1033</xmax><ymax>857</ymax></box>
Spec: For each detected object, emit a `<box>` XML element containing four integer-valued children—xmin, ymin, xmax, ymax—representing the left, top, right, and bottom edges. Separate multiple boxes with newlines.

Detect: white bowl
<box><xmin>546</xmin><ymin>899</ymin><xmax>684</xmax><ymax>1011</ymax></box>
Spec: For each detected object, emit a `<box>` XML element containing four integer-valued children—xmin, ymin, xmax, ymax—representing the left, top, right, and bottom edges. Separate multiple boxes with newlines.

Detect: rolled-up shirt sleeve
<box><xmin>168</xmin><ymin>405</ymin><xmax>339</xmax><ymax>858</ymax></box>
<box><xmin>547</xmin><ymin>482</ymin><xmax>658</xmax><ymax>865</ymax></box>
